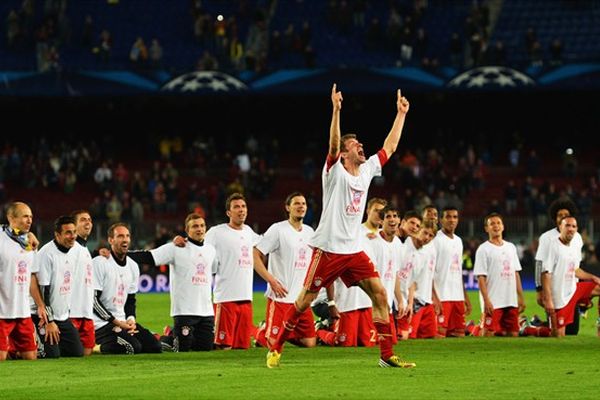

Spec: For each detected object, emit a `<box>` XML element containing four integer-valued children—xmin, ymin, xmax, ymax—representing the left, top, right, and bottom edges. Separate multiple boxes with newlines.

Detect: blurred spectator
<box><xmin>577</xmin><ymin>188</ymin><xmax>592</xmax><ymax>230</ymax></box>
<box><xmin>508</xmin><ymin>145</ymin><xmax>520</xmax><ymax>167</ymax></box>
<box><xmin>129</xmin><ymin>37</ymin><xmax>149</xmax><ymax>67</ymax></box>
<box><xmin>446</xmin><ymin>33</ymin><xmax>462</xmax><ymax>69</ymax></box>
<box><xmin>94</xmin><ymin>161</ymin><xmax>112</xmax><ymax>191</ymax></box>
<box><xmin>526</xmin><ymin>150</ymin><xmax>541</xmax><ymax>176</ymax></box>
<box><xmin>106</xmin><ymin>194</ymin><xmax>123</xmax><ymax>223</ymax></box>
<box><xmin>487</xmin><ymin>198</ymin><xmax>503</xmax><ymax>215</ymax></box>
<box><xmin>486</xmin><ymin>41</ymin><xmax>506</xmax><ymax>65</ymax></box>
<box><xmin>549</xmin><ymin>39</ymin><xmax>563</xmax><ymax>66</ymax></box>
<box><xmin>197</xmin><ymin>50</ymin><xmax>219</xmax><ymax>70</ymax></box>
<box><xmin>94</xmin><ymin>29</ymin><xmax>112</xmax><ymax>63</ymax></box>
<box><xmin>529</xmin><ymin>40</ymin><xmax>543</xmax><ymax>67</ymax></box>
<box><xmin>131</xmin><ymin>196</ymin><xmax>144</xmax><ymax>222</ymax></box>
<box><xmin>149</xmin><ymin>38</ymin><xmax>163</xmax><ymax>68</ymax></box>
<box><xmin>504</xmin><ymin>180</ymin><xmax>518</xmax><ymax>215</ymax></box>
<box><xmin>81</xmin><ymin>14</ymin><xmax>94</xmax><ymax>48</ymax></box>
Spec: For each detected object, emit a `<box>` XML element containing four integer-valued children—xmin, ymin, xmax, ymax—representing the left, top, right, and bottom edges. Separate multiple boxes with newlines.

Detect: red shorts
<box><xmin>409</xmin><ymin>304</ymin><xmax>438</xmax><ymax>339</ymax></box>
<box><xmin>304</xmin><ymin>249</ymin><xmax>379</xmax><ymax>292</ymax></box>
<box><xmin>389</xmin><ymin>313</ymin><xmax>398</xmax><ymax>344</ymax></box>
<box><xmin>438</xmin><ymin>301</ymin><xmax>466</xmax><ymax>335</ymax></box>
<box><xmin>396</xmin><ymin>314</ymin><xmax>411</xmax><ymax>333</ymax></box>
<box><xmin>483</xmin><ymin>307</ymin><xmax>519</xmax><ymax>334</ymax></box>
<box><xmin>70</xmin><ymin>318</ymin><xmax>96</xmax><ymax>349</ymax></box>
<box><xmin>555</xmin><ymin>282</ymin><xmax>598</xmax><ymax>328</ymax></box>
<box><xmin>214</xmin><ymin>301</ymin><xmax>253</xmax><ymax>349</ymax></box>
<box><xmin>335</xmin><ymin>308</ymin><xmax>377</xmax><ymax>347</ymax></box>
<box><xmin>0</xmin><ymin>318</ymin><xmax>36</xmax><ymax>352</ymax></box>
<box><xmin>264</xmin><ymin>299</ymin><xmax>315</xmax><ymax>342</ymax></box>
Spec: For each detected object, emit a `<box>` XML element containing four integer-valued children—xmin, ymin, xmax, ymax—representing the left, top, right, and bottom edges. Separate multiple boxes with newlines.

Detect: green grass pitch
<box><xmin>1</xmin><ymin>291</ymin><xmax>599</xmax><ymax>399</ymax></box>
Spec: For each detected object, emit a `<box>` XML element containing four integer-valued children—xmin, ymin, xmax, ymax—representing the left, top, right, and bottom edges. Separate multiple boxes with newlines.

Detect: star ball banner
<box><xmin>1</xmin><ymin>64</ymin><xmax>600</xmax><ymax>96</ymax></box>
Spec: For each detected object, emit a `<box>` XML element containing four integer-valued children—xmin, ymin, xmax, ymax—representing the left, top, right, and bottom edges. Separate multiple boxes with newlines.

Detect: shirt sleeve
<box><xmin>535</xmin><ymin>233</ymin><xmax>548</xmax><ymax>261</ymax></box>
<box><xmin>150</xmin><ymin>243</ymin><xmax>175</xmax><ymax>266</ymax></box>
<box><xmin>542</xmin><ymin>243</ymin><xmax>557</xmax><ymax>274</ymax></box>
<box><xmin>256</xmin><ymin>224</ymin><xmax>279</xmax><ymax>255</ymax></box>
<box><xmin>367</xmin><ymin>153</ymin><xmax>383</xmax><ymax>178</ymax></box>
<box><xmin>512</xmin><ymin>244</ymin><xmax>522</xmax><ymax>272</ymax></box>
<box><xmin>36</xmin><ymin>250</ymin><xmax>53</xmax><ymax>286</ymax></box>
<box><xmin>128</xmin><ymin>261</ymin><xmax>140</xmax><ymax>294</ymax></box>
<box><xmin>473</xmin><ymin>246</ymin><xmax>487</xmax><ymax>276</ymax></box>
<box><xmin>30</xmin><ymin>251</ymin><xmax>39</xmax><ymax>274</ymax></box>
<box><xmin>325</xmin><ymin>153</ymin><xmax>340</xmax><ymax>172</ymax></box>
<box><xmin>376</xmin><ymin>149</ymin><xmax>389</xmax><ymax>167</ymax></box>
<box><xmin>92</xmin><ymin>257</ymin><xmax>105</xmax><ymax>291</ymax></box>
<box><xmin>205</xmin><ymin>227</ymin><xmax>220</xmax><ymax>274</ymax></box>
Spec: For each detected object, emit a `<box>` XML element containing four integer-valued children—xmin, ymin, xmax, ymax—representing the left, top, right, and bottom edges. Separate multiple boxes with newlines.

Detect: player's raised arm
<box><xmin>329</xmin><ymin>83</ymin><xmax>343</xmax><ymax>159</ymax></box>
<box><xmin>382</xmin><ymin>89</ymin><xmax>410</xmax><ymax>159</ymax></box>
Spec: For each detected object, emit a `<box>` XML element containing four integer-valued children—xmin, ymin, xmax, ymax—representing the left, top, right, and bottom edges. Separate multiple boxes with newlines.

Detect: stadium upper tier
<box><xmin>1</xmin><ymin>0</ymin><xmax>598</xmax><ymax>72</ymax></box>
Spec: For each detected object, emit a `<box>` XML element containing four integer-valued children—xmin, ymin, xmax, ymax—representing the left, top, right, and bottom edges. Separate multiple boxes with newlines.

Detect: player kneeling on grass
<box><xmin>541</xmin><ymin>216</ymin><xmax>600</xmax><ymax>337</ymax></box>
<box><xmin>92</xmin><ymin>223</ymin><xmax>162</xmax><ymax>355</ymax></box>
<box><xmin>33</xmin><ymin>216</ymin><xmax>84</xmax><ymax>358</ymax></box>
<box><xmin>129</xmin><ymin>213</ymin><xmax>217</xmax><ymax>352</ymax></box>
<box><xmin>474</xmin><ymin>213</ymin><xmax>525</xmax><ymax>337</ymax></box>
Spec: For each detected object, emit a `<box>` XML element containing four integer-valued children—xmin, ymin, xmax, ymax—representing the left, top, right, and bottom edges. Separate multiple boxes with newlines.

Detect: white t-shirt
<box><xmin>536</xmin><ymin>228</ymin><xmax>583</xmax><ymax>263</ymax></box>
<box><xmin>543</xmin><ymin>236</ymin><xmax>582</xmax><ymax>309</ymax></box>
<box><xmin>474</xmin><ymin>240</ymin><xmax>522</xmax><ymax>309</ymax></box>
<box><xmin>370</xmin><ymin>232</ymin><xmax>404</xmax><ymax>308</ymax></box>
<box><xmin>35</xmin><ymin>241</ymin><xmax>77</xmax><ymax>321</ymax></box>
<box><xmin>0</xmin><ymin>233</ymin><xmax>37</xmax><ymax>319</ymax></box>
<box><xmin>69</xmin><ymin>241</ymin><xmax>95</xmax><ymax>319</ymax></box>
<box><xmin>150</xmin><ymin>241</ymin><xmax>216</xmax><ymax>317</ymax></box>
<box><xmin>205</xmin><ymin>223</ymin><xmax>261</xmax><ymax>303</ymax></box>
<box><xmin>309</xmin><ymin>153</ymin><xmax>383</xmax><ymax>254</ymax></box>
<box><xmin>92</xmin><ymin>255</ymin><xmax>140</xmax><ymax>329</ymax></box>
<box><xmin>256</xmin><ymin>220</ymin><xmax>314</xmax><ymax>303</ymax></box>
<box><xmin>397</xmin><ymin>237</ymin><xmax>422</xmax><ymax>308</ymax></box>
<box><xmin>433</xmin><ymin>231</ymin><xmax>465</xmax><ymax>302</ymax></box>
<box><xmin>413</xmin><ymin>242</ymin><xmax>437</xmax><ymax>305</ymax></box>
<box><xmin>334</xmin><ymin>279</ymin><xmax>372</xmax><ymax>313</ymax></box>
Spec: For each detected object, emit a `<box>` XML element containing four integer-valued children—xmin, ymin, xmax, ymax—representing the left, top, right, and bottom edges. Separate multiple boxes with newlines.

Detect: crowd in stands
<box><xmin>2</xmin><ymin>133</ymin><xmax>598</xmax><ymax>243</ymax></box>
<box><xmin>3</xmin><ymin>0</ymin><xmax>594</xmax><ymax>73</ymax></box>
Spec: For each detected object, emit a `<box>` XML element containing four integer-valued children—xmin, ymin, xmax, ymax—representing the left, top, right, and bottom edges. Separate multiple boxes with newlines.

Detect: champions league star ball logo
<box><xmin>161</xmin><ymin>71</ymin><xmax>248</xmax><ymax>93</ymax></box>
<box><xmin>448</xmin><ymin>66</ymin><xmax>535</xmax><ymax>89</ymax></box>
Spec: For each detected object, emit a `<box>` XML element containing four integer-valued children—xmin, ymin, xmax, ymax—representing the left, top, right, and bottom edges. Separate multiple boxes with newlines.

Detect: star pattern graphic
<box><xmin>448</xmin><ymin>66</ymin><xmax>535</xmax><ymax>89</ymax></box>
<box><xmin>162</xmin><ymin>71</ymin><xmax>248</xmax><ymax>93</ymax></box>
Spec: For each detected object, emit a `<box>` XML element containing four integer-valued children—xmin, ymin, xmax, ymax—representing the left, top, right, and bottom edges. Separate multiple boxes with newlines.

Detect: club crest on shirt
<box><xmin>345</xmin><ymin>188</ymin><xmax>364</xmax><ymax>215</ymax></box>
<box><xmin>500</xmin><ymin>259</ymin><xmax>513</xmax><ymax>279</ymax></box>
<box><xmin>238</xmin><ymin>245</ymin><xmax>252</xmax><ymax>268</ymax></box>
<box><xmin>60</xmin><ymin>270</ymin><xmax>72</xmax><ymax>295</ymax></box>
<box><xmin>451</xmin><ymin>254</ymin><xmax>461</xmax><ymax>272</ymax></box>
<box><xmin>192</xmin><ymin>262</ymin><xmax>208</xmax><ymax>285</ymax></box>
<box><xmin>15</xmin><ymin>260</ymin><xmax>29</xmax><ymax>284</ymax></box>
<box><xmin>294</xmin><ymin>247</ymin><xmax>308</xmax><ymax>269</ymax></box>
<box><xmin>566</xmin><ymin>262</ymin><xmax>576</xmax><ymax>279</ymax></box>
